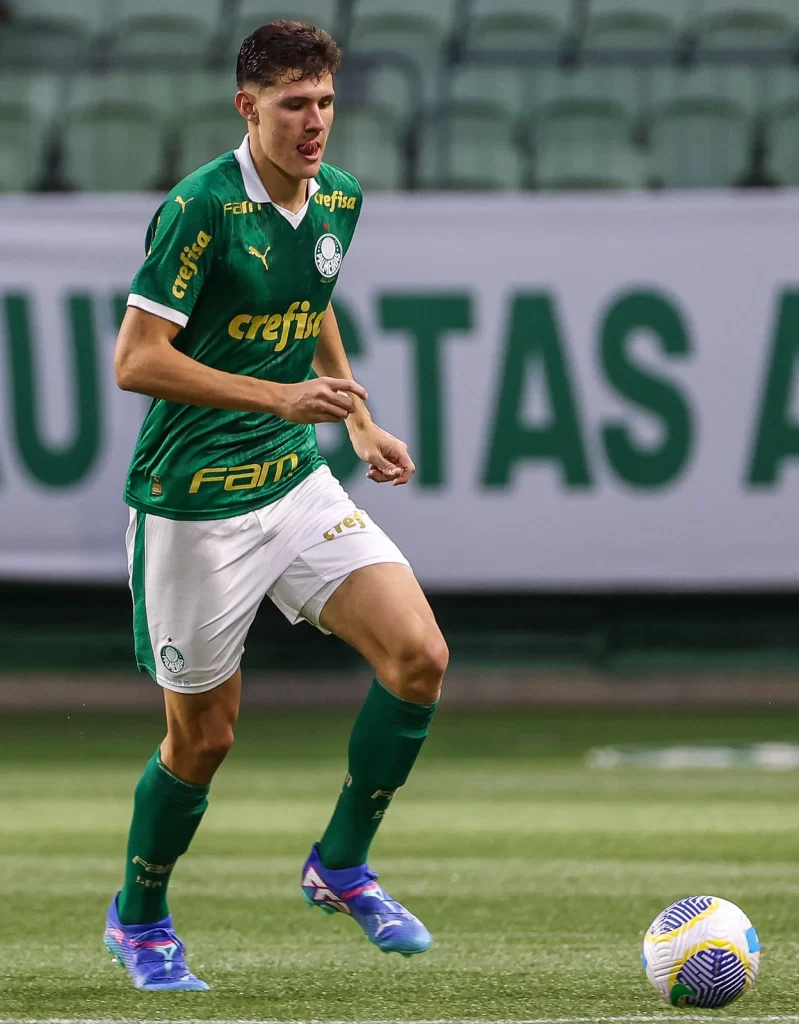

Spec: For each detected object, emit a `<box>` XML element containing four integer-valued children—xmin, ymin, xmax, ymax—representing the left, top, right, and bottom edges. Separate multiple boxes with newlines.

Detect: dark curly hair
<box><xmin>236</xmin><ymin>20</ymin><xmax>341</xmax><ymax>89</ymax></box>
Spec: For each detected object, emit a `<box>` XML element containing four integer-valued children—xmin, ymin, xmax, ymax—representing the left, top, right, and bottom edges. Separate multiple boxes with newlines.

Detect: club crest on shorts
<box><xmin>314</xmin><ymin>233</ymin><xmax>343</xmax><ymax>278</ymax></box>
<box><xmin>160</xmin><ymin>644</ymin><xmax>185</xmax><ymax>673</ymax></box>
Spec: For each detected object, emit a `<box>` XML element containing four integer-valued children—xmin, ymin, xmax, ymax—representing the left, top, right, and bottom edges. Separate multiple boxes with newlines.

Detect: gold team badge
<box><xmin>174</xmin><ymin>195</ymin><xmax>194</xmax><ymax>213</ymax></box>
<box><xmin>248</xmin><ymin>245</ymin><xmax>271</xmax><ymax>271</ymax></box>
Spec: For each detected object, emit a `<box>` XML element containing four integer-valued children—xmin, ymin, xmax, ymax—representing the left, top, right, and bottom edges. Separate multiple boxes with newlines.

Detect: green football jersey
<box><xmin>124</xmin><ymin>135</ymin><xmax>362</xmax><ymax>520</ymax></box>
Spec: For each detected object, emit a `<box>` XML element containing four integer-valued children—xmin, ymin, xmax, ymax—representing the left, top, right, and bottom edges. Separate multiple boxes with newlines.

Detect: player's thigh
<box><xmin>126</xmin><ymin>509</ymin><xmax>269</xmax><ymax>694</ymax></box>
<box><xmin>320</xmin><ymin>563</ymin><xmax>449</xmax><ymax>698</ymax></box>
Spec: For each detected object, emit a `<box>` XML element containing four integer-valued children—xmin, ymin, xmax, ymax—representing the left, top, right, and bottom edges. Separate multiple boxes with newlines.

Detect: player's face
<box><xmin>247</xmin><ymin>73</ymin><xmax>335</xmax><ymax>180</ymax></box>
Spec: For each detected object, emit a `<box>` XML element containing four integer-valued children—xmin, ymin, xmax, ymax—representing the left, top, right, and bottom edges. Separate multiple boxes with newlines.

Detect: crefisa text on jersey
<box><xmin>314</xmin><ymin>190</ymin><xmax>357</xmax><ymax>211</ymax></box>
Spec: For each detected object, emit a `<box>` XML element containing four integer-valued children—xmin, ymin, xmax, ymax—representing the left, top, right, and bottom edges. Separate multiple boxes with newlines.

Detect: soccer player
<box><xmin>103</xmin><ymin>21</ymin><xmax>448</xmax><ymax>992</ymax></box>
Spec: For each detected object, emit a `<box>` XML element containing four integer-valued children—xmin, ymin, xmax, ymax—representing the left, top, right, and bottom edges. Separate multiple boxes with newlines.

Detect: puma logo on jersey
<box><xmin>302</xmin><ymin>866</ymin><xmax>352</xmax><ymax>915</ymax></box>
<box><xmin>174</xmin><ymin>195</ymin><xmax>194</xmax><ymax>213</ymax></box>
<box><xmin>248</xmin><ymin>245</ymin><xmax>271</xmax><ymax>271</ymax></box>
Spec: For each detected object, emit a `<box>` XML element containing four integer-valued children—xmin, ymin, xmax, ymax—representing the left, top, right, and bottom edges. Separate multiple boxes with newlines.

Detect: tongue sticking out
<box><xmin>298</xmin><ymin>141</ymin><xmax>320</xmax><ymax>157</ymax></box>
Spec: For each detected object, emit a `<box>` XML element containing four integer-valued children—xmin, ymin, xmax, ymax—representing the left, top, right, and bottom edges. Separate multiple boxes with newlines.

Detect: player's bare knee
<box><xmin>195</xmin><ymin>724</ymin><xmax>235</xmax><ymax>767</ymax></box>
<box><xmin>167</xmin><ymin>719</ymin><xmax>235</xmax><ymax>775</ymax></box>
<box><xmin>380</xmin><ymin>631</ymin><xmax>448</xmax><ymax>704</ymax></box>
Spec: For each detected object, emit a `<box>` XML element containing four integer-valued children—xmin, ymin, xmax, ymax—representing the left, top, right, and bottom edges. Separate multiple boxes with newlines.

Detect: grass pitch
<box><xmin>1</xmin><ymin>706</ymin><xmax>798</xmax><ymax>1020</ymax></box>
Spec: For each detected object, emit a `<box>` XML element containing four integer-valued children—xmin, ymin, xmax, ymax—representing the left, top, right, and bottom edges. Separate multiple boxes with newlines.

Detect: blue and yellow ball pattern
<box><xmin>642</xmin><ymin>896</ymin><xmax>760</xmax><ymax>1008</ymax></box>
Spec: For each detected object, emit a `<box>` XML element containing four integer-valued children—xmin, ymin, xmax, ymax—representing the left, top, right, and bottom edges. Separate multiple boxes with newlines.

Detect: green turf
<box><xmin>1</xmin><ymin>708</ymin><xmax>798</xmax><ymax>1020</ymax></box>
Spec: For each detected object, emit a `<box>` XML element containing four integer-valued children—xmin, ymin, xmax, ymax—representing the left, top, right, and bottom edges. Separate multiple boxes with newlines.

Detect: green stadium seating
<box><xmin>69</xmin><ymin>70</ymin><xmax>172</xmax><ymax>118</ymax></box>
<box><xmin>695</xmin><ymin>11</ymin><xmax>794</xmax><ymax>50</ymax></box>
<box><xmin>692</xmin><ymin>0</ymin><xmax>798</xmax><ymax>39</ymax></box>
<box><xmin>533</xmin><ymin>98</ymin><xmax>646</xmax><ymax>190</ymax></box>
<box><xmin>465</xmin><ymin>7</ymin><xmax>569</xmax><ymax>53</ymax></box>
<box><xmin>471</xmin><ymin>0</ymin><xmax>574</xmax><ymax>35</ymax></box>
<box><xmin>349</xmin><ymin>10</ymin><xmax>450</xmax><ymax>105</ymax></box>
<box><xmin>336</xmin><ymin>62</ymin><xmax>419</xmax><ymax>127</ymax></box>
<box><xmin>586</xmin><ymin>0</ymin><xmax>693</xmax><ymax>38</ymax></box>
<box><xmin>0</xmin><ymin>18</ymin><xmax>89</xmax><ymax>68</ymax></box>
<box><xmin>321</xmin><ymin>106</ymin><xmax>404</xmax><ymax>190</ymax></box>
<box><xmin>535</xmin><ymin>66</ymin><xmax>646</xmax><ymax>124</ymax></box>
<box><xmin>63</xmin><ymin>102</ymin><xmax>165</xmax><ymax>190</ymax></box>
<box><xmin>650</xmin><ymin>66</ymin><xmax>765</xmax><ymax>118</ymax></box>
<box><xmin>0</xmin><ymin>107</ymin><xmax>40</xmax><ymax>192</ymax></box>
<box><xmin>583</xmin><ymin>11</ymin><xmax>680</xmax><ymax>51</ymax></box>
<box><xmin>16</xmin><ymin>0</ymin><xmax>109</xmax><ymax>32</ymax></box>
<box><xmin>650</xmin><ymin>97</ymin><xmax>752</xmax><ymax>188</ymax></box>
<box><xmin>765</xmin><ymin>99</ymin><xmax>799</xmax><ymax>185</ymax></box>
<box><xmin>449</xmin><ymin>65</ymin><xmax>530</xmax><ymax>122</ymax></box>
<box><xmin>354</xmin><ymin>0</ymin><xmax>457</xmax><ymax>36</ymax></box>
<box><xmin>0</xmin><ymin>72</ymin><xmax>59</xmax><ymax>190</ymax></box>
<box><xmin>176</xmin><ymin>100</ymin><xmax>250</xmax><ymax>181</ymax></box>
<box><xmin>113</xmin><ymin>0</ymin><xmax>223</xmax><ymax>28</ymax></box>
<box><xmin>107</xmin><ymin>15</ymin><xmax>216</xmax><ymax>61</ymax></box>
<box><xmin>765</xmin><ymin>66</ymin><xmax>799</xmax><ymax>109</ymax></box>
<box><xmin>418</xmin><ymin>102</ymin><xmax>524</xmax><ymax>190</ymax></box>
<box><xmin>231</xmin><ymin>0</ymin><xmax>338</xmax><ymax>44</ymax></box>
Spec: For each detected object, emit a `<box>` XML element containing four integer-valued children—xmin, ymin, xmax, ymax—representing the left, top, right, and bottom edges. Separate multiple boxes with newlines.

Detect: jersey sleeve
<box><xmin>127</xmin><ymin>191</ymin><xmax>220</xmax><ymax>329</ymax></box>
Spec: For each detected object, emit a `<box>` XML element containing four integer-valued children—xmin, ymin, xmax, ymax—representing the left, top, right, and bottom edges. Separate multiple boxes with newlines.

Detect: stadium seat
<box><xmin>176</xmin><ymin>101</ymin><xmax>250</xmax><ymax>181</ymax></box>
<box><xmin>533</xmin><ymin>98</ymin><xmax>646</xmax><ymax>190</ymax></box>
<box><xmin>417</xmin><ymin>102</ymin><xmax>524</xmax><ymax>190</ymax></box>
<box><xmin>765</xmin><ymin>66</ymin><xmax>799</xmax><ymax>109</ymax></box>
<box><xmin>583</xmin><ymin>12</ymin><xmax>680</xmax><ymax>52</ymax></box>
<box><xmin>112</xmin><ymin>0</ymin><xmax>223</xmax><ymax>29</ymax></box>
<box><xmin>63</xmin><ymin>103</ymin><xmax>165</xmax><ymax>191</ymax></box>
<box><xmin>449</xmin><ymin>65</ymin><xmax>531</xmax><ymax>122</ymax></box>
<box><xmin>650</xmin><ymin>66</ymin><xmax>766</xmax><ymax>119</ymax></box>
<box><xmin>335</xmin><ymin>61</ymin><xmax>418</xmax><ymax>127</ymax></box>
<box><xmin>0</xmin><ymin>107</ymin><xmax>40</xmax><ymax>191</ymax></box>
<box><xmin>231</xmin><ymin>0</ymin><xmax>338</xmax><ymax>44</ymax></box>
<box><xmin>15</xmin><ymin>0</ymin><xmax>110</xmax><ymax>32</ymax></box>
<box><xmin>586</xmin><ymin>0</ymin><xmax>693</xmax><ymax>38</ymax></box>
<box><xmin>0</xmin><ymin>72</ymin><xmax>60</xmax><ymax>190</ymax></box>
<box><xmin>0</xmin><ymin>18</ymin><xmax>89</xmax><ymax>68</ymax></box>
<box><xmin>349</xmin><ymin>4</ymin><xmax>452</xmax><ymax>105</ymax></box>
<box><xmin>534</xmin><ymin>66</ymin><xmax>646</xmax><ymax>125</ymax></box>
<box><xmin>650</xmin><ymin>97</ymin><xmax>752</xmax><ymax>188</ymax></box>
<box><xmin>321</xmin><ymin>106</ymin><xmax>404</xmax><ymax>190</ymax></box>
<box><xmin>691</xmin><ymin>0</ymin><xmax>797</xmax><ymax>48</ymax></box>
<box><xmin>471</xmin><ymin>0</ymin><xmax>574</xmax><ymax>35</ymax></box>
<box><xmin>353</xmin><ymin>0</ymin><xmax>456</xmax><ymax>36</ymax></box>
<box><xmin>466</xmin><ymin>0</ymin><xmax>573</xmax><ymax>53</ymax></box>
<box><xmin>107</xmin><ymin>16</ymin><xmax>216</xmax><ymax>62</ymax></box>
<box><xmin>765</xmin><ymin>99</ymin><xmax>799</xmax><ymax>185</ymax></box>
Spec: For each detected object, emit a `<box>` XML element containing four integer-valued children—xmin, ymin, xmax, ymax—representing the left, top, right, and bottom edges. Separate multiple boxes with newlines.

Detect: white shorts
<box><xmin>125</xmin><ymin>466</ymin><xmax>410</xmax><ymax>694</ymax></box>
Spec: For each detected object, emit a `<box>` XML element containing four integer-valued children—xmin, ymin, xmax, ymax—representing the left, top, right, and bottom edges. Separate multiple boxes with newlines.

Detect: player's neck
<box><xmin>248</xmin><ymin>138</ymin><xmax>309</xmax><ymax>214</ymax></box>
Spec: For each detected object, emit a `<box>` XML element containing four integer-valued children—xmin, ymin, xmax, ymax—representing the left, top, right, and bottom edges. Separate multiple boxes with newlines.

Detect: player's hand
<box><xmin>350</xmin><ymin>424</ymin><xmax>415</xmax><ymax>486</ymax></box>
<box><xmin>274</xmin><ymin>378</ymin><xmax>368</xmax><ymax>423</ymax></box>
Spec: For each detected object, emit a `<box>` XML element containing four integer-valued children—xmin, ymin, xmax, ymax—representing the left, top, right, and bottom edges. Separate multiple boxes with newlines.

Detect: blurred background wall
<box><xmin>1</xmin><ymin>0</ymin><xmax>799</xmax><ymax>708</ymax></box>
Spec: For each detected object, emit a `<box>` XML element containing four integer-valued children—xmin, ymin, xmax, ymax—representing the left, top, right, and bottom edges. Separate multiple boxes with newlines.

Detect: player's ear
<box><xmin>235</xmin><ymin>89</ymin><xmax>259</xmax><ymax>122</ymax></box>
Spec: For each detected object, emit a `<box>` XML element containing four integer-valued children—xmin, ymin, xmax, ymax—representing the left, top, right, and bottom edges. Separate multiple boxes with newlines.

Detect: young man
<box><xmin>103</xmin><ymin>21</ymin><xmax>448</xmax><ymax>992</ymax></box>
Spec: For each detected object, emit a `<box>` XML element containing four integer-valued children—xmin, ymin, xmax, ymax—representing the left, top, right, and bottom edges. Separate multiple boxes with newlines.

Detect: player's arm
<box><xmin>115</xmin><ymin>308</ymin><xmax>364</xmax><ymax>423</ymax></box>
<box><xmin>313</xmin><ymin>304</ymin><xmax>415</xmax><ymax>484</ymax></box>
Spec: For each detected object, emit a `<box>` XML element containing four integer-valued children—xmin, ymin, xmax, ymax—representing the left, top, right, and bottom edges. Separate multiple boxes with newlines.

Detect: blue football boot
<box><xmin>301</xmin><ymin>843</ymin><xmax>432</xmax><ymax>956</ymax></box>
<box><xmin>103</xmin><ymin>892</ymin><xmax>210</xmax><ymax>991</ymax></box>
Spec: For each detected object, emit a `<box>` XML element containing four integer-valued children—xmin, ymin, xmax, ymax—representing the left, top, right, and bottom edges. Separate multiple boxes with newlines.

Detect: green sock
<box><xmin>118</xmin><ymin>751</ymin><xmax>209</xmax><ymax>925</ymax></box>
<box><xmin>318</xmin><ymin>678</ymin><xmax>438</xmax><ymax>870</ymax></box>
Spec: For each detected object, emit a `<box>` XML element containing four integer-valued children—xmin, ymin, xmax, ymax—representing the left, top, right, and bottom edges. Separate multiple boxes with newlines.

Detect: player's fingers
<box><xmin>315</xmin><ymin>400</ymin><xmax>350</xmax><ymax>421</ymax></box>
<box><xmin>322</xmin><ymin>389</ymin><xmax>356</xmax><ymax>413</ymax></box>
<box><xmin>369</xmin><ymin>451</ymin><xmax>401</xmax><ymax>475</ymax></box>
<box><xmin>366</xmin><ymin>466</ymin><xmax>394</xmax><ymax>483</ymax></box>
<box><xmin>325</xmin><ymin>378</ymin><xmax>368</xmax><ymax>401</ymax></box>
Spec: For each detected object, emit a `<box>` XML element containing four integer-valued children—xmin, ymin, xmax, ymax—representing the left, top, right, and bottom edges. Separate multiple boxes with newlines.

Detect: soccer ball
<box><xmin>642</xmin><ymin>895</ymin><xmax>760</xmax><ymax>1008</ymax></box>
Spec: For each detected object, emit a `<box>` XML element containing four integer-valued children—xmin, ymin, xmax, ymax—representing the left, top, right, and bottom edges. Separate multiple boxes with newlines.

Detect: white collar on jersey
<box><xmin>234</xmin><ymin>135</ymin><xmax>321</xmax><ymax>230</ymax></box>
